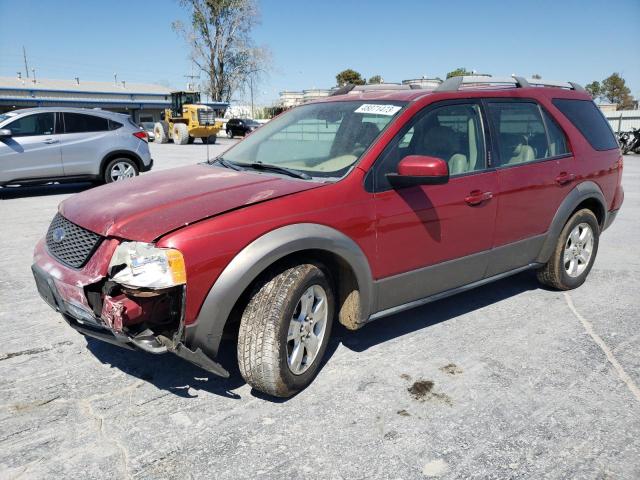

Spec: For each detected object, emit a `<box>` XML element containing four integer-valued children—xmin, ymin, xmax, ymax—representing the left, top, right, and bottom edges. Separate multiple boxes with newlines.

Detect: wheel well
<box><xmin>223</xmin><ymin>249</ymin><xmax>362</xmax><ymax>338</ymax></box>
<box><xmin>100</xmin><ymin>151</ymin><xmax>142</xmax><ymax>178</ymax></box>
<box><xmin>572</xmin><ymin>197</ymin><xmax>605</xmax><ymax>229</ymax></box>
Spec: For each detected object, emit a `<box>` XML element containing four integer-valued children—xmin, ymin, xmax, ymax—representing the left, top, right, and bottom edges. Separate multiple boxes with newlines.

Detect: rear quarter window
<box><xmin>552</xmin><ymin>99</ymin><xmax>617</xmax><ymax>151</ymax></box>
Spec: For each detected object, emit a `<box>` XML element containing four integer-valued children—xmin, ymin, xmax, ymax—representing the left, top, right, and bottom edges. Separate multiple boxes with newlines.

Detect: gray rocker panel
<box><xmin>185</xmin><ymin>223</ymin><xmax>374</xmax><ymax>358</ymax></box>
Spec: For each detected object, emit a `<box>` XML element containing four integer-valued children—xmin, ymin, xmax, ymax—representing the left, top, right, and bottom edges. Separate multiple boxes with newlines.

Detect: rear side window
<box><xmin>108</xmin><ymin>119</ymin><xmax>123</xmax><ymax>130</ymax></box>
<box><xmin>6</xmin><ymin>113</ymin><xmax>54</xmax><ymax>137</ymax></box>
<box><xmin>63</xmin><ymin>113</ymin><xmax>109</xmax><ymax>133</ymax></box>
<box><xmin>552</xmin><ymin>99</ymin><xmax>617</xmax><ymax>151</ymax></box>
<box><xmin>487</xmin><ymin>102</ymin><xmax>549</xmax><ymax>166</ymax></box>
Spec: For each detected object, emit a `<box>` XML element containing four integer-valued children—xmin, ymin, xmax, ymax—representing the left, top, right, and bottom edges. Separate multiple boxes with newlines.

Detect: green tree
<box><xmin>585</xmin><ymin>81</ymin><xmax>602</xmax><ymax>99</ymax></box>
<box><xmin>446</xmin><ymin>67</ymin><xmax>473</xmax><ymax>79</ymax></box>
<box><xmin>336</xmin><ymin>69</ymin><xmax>365</xmax><ymax>86</ymax></box>
<box><xmin>601</xmin><ymin>73</ymin><xmax>634</xmax><ymax>110</ymax></box>
<box><xmin>531</xmin><ymin>74</ymin><xmax>542</xmax><ymax>80</ymax></box>
<box><xmin>368</xmin><ymin>75</ymin><xmax>383</xmax><ymax>84</ymax></box>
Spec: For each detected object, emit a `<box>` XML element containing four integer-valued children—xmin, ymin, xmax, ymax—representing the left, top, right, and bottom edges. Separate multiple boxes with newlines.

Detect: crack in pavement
<box><xmin>77</xmin><ymin>381</ymin><xmax>144</xmax><ymax>480</ymax></box>
<box><xmin>0</xmin><ymin>341</ymin><xmax>73</xmax><ymax>361</ymax></box>
<box><xmin>564</xmin><ymin>292</ymin><xmax>640</xmax><ymax>403</ymax></box>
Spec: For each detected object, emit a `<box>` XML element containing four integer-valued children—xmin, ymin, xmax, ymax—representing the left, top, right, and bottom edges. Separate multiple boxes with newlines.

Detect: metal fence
<box><xmin>604</xmin><ymin>111</ymin><xmax>640</xmax><ymax>132</ymax></box>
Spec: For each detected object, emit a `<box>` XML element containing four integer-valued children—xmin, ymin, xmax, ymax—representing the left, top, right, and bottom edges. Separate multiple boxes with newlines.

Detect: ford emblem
<box><xmin>52</xmin><ymin>227</ymin><xmax>66</xmax><ymax>243</ymax></box>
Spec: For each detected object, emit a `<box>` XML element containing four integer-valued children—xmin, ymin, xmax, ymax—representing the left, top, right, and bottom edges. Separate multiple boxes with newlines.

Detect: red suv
<box><xmin>32</xmin><ymin>76</ymin><xmax>624</xmax><ymax>397</ymax></box>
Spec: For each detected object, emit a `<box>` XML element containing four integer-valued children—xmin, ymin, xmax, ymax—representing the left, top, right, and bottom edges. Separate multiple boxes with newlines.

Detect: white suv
<box><xmin>0</xmin><ymin>107</ymin><xmax>153</xmax><ymax>186</ymax></box>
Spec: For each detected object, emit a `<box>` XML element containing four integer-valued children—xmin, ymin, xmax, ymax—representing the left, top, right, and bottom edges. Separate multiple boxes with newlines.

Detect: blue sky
<box><xmin>1</xmin><ymin>0</ymin><xmax>638</xmax><ymax>104</ymax></box>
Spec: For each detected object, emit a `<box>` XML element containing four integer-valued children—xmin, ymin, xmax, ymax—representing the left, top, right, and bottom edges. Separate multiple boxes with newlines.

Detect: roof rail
<box><xmin>330</xmin><ymin>83</ymin><xmax>423</xmax><ymax>96</ymax></box>
<box><xmin>434</xmin><ymin>75</ymin><xmax>585</xmax><ymax>93</ymax></box>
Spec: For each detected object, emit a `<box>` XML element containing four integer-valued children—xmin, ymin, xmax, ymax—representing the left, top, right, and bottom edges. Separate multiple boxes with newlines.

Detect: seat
<box><xmin>509</xmin><ymin>144</ymin><xmax>535</xmax><ymax>164</ymax></box>
<box><xmin>417</xmin><ymin>125</ymin><xmax>469</xmax><ymax>174</ymax></box>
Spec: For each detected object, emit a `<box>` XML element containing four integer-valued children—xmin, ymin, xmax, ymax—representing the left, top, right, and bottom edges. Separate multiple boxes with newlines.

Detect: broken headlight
<box><xmin>108</xmin><ymin>242</ymin><xmax>186</xmax><ymax>289</ymax></box>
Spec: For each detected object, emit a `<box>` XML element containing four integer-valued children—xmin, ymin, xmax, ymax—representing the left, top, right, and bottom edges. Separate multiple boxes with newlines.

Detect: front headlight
<box><xmin>109</xmin><ymin>242</ymin><xmax>186</xmax><ymax>289</ymax></box>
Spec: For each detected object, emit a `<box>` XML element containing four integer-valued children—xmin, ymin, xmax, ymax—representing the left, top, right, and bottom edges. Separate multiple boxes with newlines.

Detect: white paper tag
<box><xmin>354</xmin><ymin>104</ymin><xmax>402</xmax><ymax>116</ymax></box>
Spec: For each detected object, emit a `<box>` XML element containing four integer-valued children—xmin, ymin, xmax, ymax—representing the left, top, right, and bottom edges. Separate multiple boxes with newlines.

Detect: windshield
<box><xmin>221</xmin><ymin>100</ymin><xmax>405</xmax><ymax>179</ymax></box>
<box><xmin>0</xmin><ymin>112</ymin><xmax>17</xmax><ymax>124</ymax></box>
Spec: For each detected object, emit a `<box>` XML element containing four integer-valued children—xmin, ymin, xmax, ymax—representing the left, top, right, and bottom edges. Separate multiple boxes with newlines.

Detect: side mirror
<box><xmin>0</xmin><ymin>128</ymin><xmax>12</xmax><ymax>139</ymax></box>
<box><xmin>386</xmin><ymin>155</ymin><xmax>449</xmax><ymax>188</ymax></box>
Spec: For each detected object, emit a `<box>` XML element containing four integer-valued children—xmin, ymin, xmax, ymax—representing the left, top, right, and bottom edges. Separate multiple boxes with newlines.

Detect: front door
<box><xmin>0</xmin><ymin>112</ymin><xmax>62</xmax><ymax>183</ymax></box>
<box><xmin>371</xmin><ymin>101</ymin><xmax>498</xmax><ymax>312</ymax></box>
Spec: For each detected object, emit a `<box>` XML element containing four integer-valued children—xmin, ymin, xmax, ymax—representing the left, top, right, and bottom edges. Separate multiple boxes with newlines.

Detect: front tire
<box><xmin>201</xmin><ymin>135</ymin><xmax>216</xmax><ymax>144</ymax></box>
<box><xmin>537</xmin><ymin>209</ymin><xmax>600</xmax><ymax>290</ymax></box>
<box><xmin>237</xmin><ymin>263</ymin><xmax>334</xmax><ymax>398</ymax></box>
<box><xmin>172</xmin><ymin>123</ymin><xmax>189</xmax><ymax>145</ymax></box>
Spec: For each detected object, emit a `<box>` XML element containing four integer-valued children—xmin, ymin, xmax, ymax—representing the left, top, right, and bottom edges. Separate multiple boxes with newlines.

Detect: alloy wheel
<box><xmin>564</xmin><ymin>222</ymin><xmax>594</xmax><ymax>277</ymax></box>
<box><xmin>286</xmin><ymin>285</ymin><xmax>328</xmax><ymax>375</ymax></box>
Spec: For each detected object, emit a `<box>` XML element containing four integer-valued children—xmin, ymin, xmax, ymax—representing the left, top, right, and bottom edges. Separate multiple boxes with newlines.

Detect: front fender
<box><xmin>185</xmin><ymin>223</ymin><xmax>374</xmax><ymax>358</ymax></box>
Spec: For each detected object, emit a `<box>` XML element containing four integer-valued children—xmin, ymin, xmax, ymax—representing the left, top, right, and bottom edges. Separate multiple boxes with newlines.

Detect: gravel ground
<box><xmin>0</xmin><ymin>146</ymin><xmax>638</xmax><ymax>480</ymax></box>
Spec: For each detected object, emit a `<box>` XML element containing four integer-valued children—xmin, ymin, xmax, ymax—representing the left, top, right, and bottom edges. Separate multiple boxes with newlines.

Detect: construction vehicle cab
<box><xmin>154</xmin><ymin>91</ymin><xmax>225</xmax><ymax>145</ymax></box>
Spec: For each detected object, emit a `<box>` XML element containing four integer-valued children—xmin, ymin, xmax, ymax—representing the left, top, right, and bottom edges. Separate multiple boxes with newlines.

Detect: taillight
<box><xmin>133</xmin><ymin>131</ymin><xmax>148</xmax><ymax>142</ymax></box>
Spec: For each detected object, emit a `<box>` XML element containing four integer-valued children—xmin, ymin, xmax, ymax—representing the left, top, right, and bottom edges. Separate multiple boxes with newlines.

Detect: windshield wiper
<box><xmin>243</xmin><ymin>161</ymin><xmax>312</xmax><ymax>180</ymax></box>
<box><xmin>209</xmin><ymin>157</ymin><xmax>242</xmax><ymax>171</ymax></box>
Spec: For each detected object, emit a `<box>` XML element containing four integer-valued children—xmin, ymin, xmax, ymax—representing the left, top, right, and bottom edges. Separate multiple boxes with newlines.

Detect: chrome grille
<box><xmin>197</xmin><ymin>109</ymin><xmax>216</xmax><ymax>125</ymax></box>
<box><xmin>45</xmin><ymin>213</ymin><xmax>101</xmax><ymax>268</ymax></box>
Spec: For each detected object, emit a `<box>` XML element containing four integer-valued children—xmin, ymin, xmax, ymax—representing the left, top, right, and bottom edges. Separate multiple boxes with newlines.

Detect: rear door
<box><xmin>371</xmin><ymin>100</ymin><xmax>498</xmax><ymax>312</ymax></box>
<box><xmin>59</xmin><ymin>112</ymin><xmax>112</xmax><ymax>176</ymax></box>
<box><xmin>0</xmin><ymin>112</ymin><xmax>62</xmax><ymax>183</ymax></box>
<box><xmin>484</xmin><ymin>99</ymin><xmax>573</xmax><ymax>275</ymax></box>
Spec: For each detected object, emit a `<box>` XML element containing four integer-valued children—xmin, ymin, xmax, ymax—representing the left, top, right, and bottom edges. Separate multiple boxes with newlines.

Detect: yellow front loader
<box><xmin>154</xmin><ymin>91</ymin><xmax>224</xmax><ymax>145</ymax></box>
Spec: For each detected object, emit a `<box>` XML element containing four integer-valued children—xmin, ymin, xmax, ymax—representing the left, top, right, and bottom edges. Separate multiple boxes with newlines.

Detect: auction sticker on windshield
<box><xmin>354</xmin><ymin>104</ymin><xmax>402</xmax><ymax>116</ymax></box>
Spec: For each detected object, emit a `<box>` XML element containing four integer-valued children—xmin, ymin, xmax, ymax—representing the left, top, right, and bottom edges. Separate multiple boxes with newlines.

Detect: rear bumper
<box><xmin>603</xmin><ymin>208</ymin><xmax>620</xmax><ymax>231</ymax></box>
<box><xmin>141</xmin><ymin>158</ymin><xmax>154</xmax><ymax>172</ymax></box>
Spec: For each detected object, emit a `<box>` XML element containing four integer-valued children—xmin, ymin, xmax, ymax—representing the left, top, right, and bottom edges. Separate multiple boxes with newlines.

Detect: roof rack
<box><xmin>331</xmin><ymin>83</ymin><xmax>423</xmax><ymax>96</ymax></box>
<box><xmin>434</xmin><ymin>75</ymin><xmax>585</xmax><ymax>93</ymax></box>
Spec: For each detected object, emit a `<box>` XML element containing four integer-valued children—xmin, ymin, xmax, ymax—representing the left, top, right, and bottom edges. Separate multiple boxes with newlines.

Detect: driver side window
<box><xmin>6</xmin><ymin>113</ymin><xmax>54</xmax><ymax>137</ymax></box>
<box><xmin>373</xmin><ymin>103</ymin><xmax>486</xmax><ymax>191</ymax></box>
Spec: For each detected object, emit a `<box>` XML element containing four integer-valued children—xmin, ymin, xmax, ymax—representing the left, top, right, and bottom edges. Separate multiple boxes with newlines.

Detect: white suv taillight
<box><xmin>133</xmin><ymin>131</ymin><xmax>148</xmax><ymax>143</ymax></box>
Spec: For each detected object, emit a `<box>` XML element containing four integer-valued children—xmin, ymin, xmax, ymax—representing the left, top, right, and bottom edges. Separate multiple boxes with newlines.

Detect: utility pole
<box><xmin>184</xmin><ymin>74</ymin><xmax>199</xmax><ymax>91</ymax></box>
<box><xmin>250</xmin><ymin>74</ymin><xmax>254</xmax><ymax>119</ymax></box>
<box><xmin>23</xmin><ymin>46</ymin><xmax>29</xmax><ymax>78</ymax></box>
<box><xmin>114</xmin><ymin>72</ymin><xmax>118</xmax><ymax>86</ymax></box>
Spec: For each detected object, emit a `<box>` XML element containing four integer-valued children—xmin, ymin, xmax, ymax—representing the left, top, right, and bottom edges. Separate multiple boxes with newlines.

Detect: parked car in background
<box><xmin>140</xmin><ymin>122</ymin><xmax>156</xmax><ymax>142</ymax></box>
<box><xmin>225</xmin><ymin>118</ymin><xmax>261</xmax><ymax>138</ymax></box>
<box><xmin>32</xmin><ymin>77</ymin><xmax>623</xmax><ymax>398</ymax></box>
<box><xmin>0</xmin><ymin>107</ymin><xmax>152</xmax><ymax>186</ymax></box>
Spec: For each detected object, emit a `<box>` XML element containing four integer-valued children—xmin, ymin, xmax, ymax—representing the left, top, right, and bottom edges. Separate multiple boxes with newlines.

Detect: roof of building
<box><xmin>0</xmin><ymin>76</ymin><xmax>171</xmax><ymax>95</ymax></box>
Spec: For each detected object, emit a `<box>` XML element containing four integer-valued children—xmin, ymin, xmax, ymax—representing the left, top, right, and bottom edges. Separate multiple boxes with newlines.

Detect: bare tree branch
<box><xmin>174</xmin><ymin>0</ymin><xmax>269</xmax><ymax>102</ymax></box>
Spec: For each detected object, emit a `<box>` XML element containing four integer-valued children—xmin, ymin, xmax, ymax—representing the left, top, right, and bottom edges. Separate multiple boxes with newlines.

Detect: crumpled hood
<box><xmin>60</xmin><ymin>164</ymin><xmax>322</xmax><ymax>242</ymax></box>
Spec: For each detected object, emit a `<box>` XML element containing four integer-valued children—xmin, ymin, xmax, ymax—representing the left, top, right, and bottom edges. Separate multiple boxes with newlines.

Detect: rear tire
<box><xmin>537</xmin><ymin>209</ymin><xmax>600</xmax><ymax>290</ymax></box>
<box><xmin>226</xmin><ymin>129</ymin><xmax>233</xmax><ymax>139</ymax></box>
<box><xmin>104</xmin><ymin>157</ymin><xmax>139</xmax><ymax>183</ymax></box>
<box><xmin>173</xmin><ymin>123</ymin><xmax>189</xmax><ymax>145</ymax></box>
<box><xmin>237</xmin><ymin>263</ymin><xmax>334</xmax><ymax>398</ymax></box>
<box><xmin>154</xmin><ymin>122</ymin><xmax>169</xmax><ymax>144</ymax></box>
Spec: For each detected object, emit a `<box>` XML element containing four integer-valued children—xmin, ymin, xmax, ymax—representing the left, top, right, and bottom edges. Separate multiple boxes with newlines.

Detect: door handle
<box><xmin>43</xmin><ymin>138</ymin><xmax>59</xmax><ymax>144</ymax></box>
<box><xmin>555</xmin><ymin>172</ymin><xmax>576</xmax><ymax>185</ymax></box>
<box><xmin>465</xmin><ymin>190</ymin><xmax>493</xmax><ymax>206</ymax></box>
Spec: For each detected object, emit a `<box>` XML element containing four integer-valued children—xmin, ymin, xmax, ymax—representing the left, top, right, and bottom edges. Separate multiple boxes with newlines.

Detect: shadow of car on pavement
<box><xmin>0</xmin><ymin>182</ymin><xmax>94</xmax><ymax>199</ymax></box>
<box><xmin>84</xmin><ymin>270</ymin><xmax>539</xmax><ymax>401</ymax></box>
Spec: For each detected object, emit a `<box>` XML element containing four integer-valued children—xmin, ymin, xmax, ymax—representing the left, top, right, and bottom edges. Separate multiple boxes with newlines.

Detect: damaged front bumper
<box><xmin>31</xmin><ymin>239</ymin><xmax>229</xmax><ymax>378</ymax></box>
